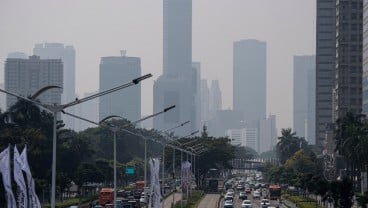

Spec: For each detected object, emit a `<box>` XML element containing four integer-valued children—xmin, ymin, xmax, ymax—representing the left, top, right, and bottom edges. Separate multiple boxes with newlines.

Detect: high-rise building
<box><xmin>245</xmin><ymin>127</ymin><xmax>258</xmax><ymax>153</ymax></box>
<box><xmin>7</xmin><ymin>52</ymin><xmax>27</xmax><ymax>59</ymax></box>
<box><xmin>5</xmin><ymin>55</ymin><xmax>63</xmax><ymax>108</ymax></box>
<box><xmin>362</xmin><ymin>0</ymin><xmax>368</xmax><ymax>115</ymax></box>
<box><xmin>233</xmin><ymin>39</ymin><xmax>267</xmax><ymax>123</ymax></box>
<box><xmin>162</xmin><ymin>0</ymin><xmax>192</xmax><ymax>78</ymax></box>
<box><xmin>293</xmin><ymin>55</ymin><xmax>316</xmax><ymax>144</ymax></box>
<box><xmin>34</xmin><ymin>43</ymin><xmax>76</xmax><ymax>129</ymax></box>
<box><xmin>192</xmin><ymin>62</ymin><xmax>201</xmax><ymax>130</ymax></box>
<box><xmin>227</xmin><ymin>128</ymin><xmax>246</xmax><ymax>146</ymax></box>
<box><xmin>99</xmin><ymin>55</ymin><xmax>141</xmax><ymax>122</ymax></box>
<box><xmin>207</xmin><ymin>109</ymin><xmax>243</xmax><ymax>137</ymax></box>
<box><xmin>259</xmin><ymin>115</ymin><xmax>277</xmax><ymax>153</ymax></box>
<box><xmin>153</xmin><ymin>0</ymin><xmax>196</xmax><ymax>136</ymax></box>
<box><xmin>316</xmin><ymin>0</ymin><xmax>337</xmax><ymax>149</ymax></box>
<box><xmin>200</xmin><ymin>79</ymin><xmax>210</xmax><ymax>126</ymax></box>
<box><xmin>334</xmin><ymin>0</ymin><xmax>363</xmax><ymax>120</ymax></box>
<box><xmin>209</xmin><ymin>80</ymin><xmax>222</xmax><ymax>115</ymax></box>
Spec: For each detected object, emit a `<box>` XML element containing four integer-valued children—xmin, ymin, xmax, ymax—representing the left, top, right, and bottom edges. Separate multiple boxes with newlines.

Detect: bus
<box><xmin>269</xmin><ymin>185</ymin><xmax>281</xmax><ymax>200</ymax></box>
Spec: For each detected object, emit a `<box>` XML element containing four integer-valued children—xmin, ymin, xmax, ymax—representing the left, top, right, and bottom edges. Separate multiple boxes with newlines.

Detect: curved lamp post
<box><xmin>0</xmin><ymin>73</ymin><xmax>152</xmax><ymax>208</ymax></box>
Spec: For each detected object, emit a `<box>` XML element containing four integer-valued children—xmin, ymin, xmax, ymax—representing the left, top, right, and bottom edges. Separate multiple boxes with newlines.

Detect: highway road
<box><xmin>221</xmin><ymin>188</ymin><xmax>280</xmax><ymax>208</ymax></box>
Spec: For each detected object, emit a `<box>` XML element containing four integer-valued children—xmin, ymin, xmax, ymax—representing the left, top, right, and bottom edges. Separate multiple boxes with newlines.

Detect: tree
<box><xmin>234</xmin><ymin>146</ymin><xmax>258</xmax><ymax>159</ymax></box>
<box><xmin>276</xmin><ymin>128</ymin><xmax>308</xmax><ymax>164</ymax></box>
<box><xmin>334</xmin><ymin>112</ymin><xmax>368</xmax><ymax>189</ymax></box>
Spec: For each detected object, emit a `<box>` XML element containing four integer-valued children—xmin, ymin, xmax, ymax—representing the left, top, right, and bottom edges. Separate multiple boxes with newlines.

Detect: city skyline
<box><xmin>0</xmin><ymin>0</ymin><xmax>316</xmax><ymax>134</ymax></box>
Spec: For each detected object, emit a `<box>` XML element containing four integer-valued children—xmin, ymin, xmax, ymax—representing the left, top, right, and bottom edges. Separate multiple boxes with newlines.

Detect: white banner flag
<box><xmin>20</xmin><ymin>145</ymin><xmax>41</xmax><ymax>208</ymax></box>
<box><xmin>149</xmin><ymin>158</ymin><xmax>161</xmax><ymax>208</ymax></box>
<box><xmin>14</xmin><ymin>145</ymin><xmax>27</xmax><ymax>208</ymax></box>
<box><xmin>0</xmin><ymin>146</ymin><xmax>16</xmax><ymax>208</ymax></box>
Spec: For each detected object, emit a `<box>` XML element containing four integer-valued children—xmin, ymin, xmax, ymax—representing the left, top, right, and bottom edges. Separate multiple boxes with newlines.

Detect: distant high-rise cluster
<box><xmin>293</xmin><ymin>55</ymin><xmax>316</xmax><ymax>144</ymax></box>
<box><xmin>5</xmin><ymin>55</ymin><xmax>63</xmax><ymax>108</ymax></box>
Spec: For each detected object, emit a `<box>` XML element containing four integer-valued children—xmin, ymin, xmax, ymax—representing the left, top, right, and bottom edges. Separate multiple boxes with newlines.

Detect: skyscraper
<box><xmin>34</xmin><ymin>43</ymin><xmax>76</xmax><ymax>129</ymax></box>
<box><xmin>259</xmin><ymin>115</ymin><xmax>277</xmax><ymax>153</ymax></box>
<box><xmin>334</xmin><ymin>0</ymin><xmax>363</xmax><ymax>120</ymax></box>
<box><xmin>5</xmin><ymin>55</ymin><xmax>63</xmax><ymax>108</ymax></box>
<box><xmin>200</xmin><ymin>79</ymin><xmax>210</xmax><ymax>126</ymax></box>
<box><xmin>192</xmin><ymin>62</ymin><xmax>201</xmax><ymax>131</ymax></box>
<box><xmin>227</xmin><ymin>128</ymin><xmax>246</xmax><ymax>146</ymax></box>
<box><xmin>209</xmin><ymin>80</ymin><xmax>222</xmax><ymax>115</ymax></box>
<box><xmin>233</xmin><ymin>39</ymin><xmax>267</xmax><ymax>124</ymax></box>
<box><xmin>99</xmin><ymin>54</ymin><xmax>141</xmax><ymax>122</ymax></box>
<box><xmin>315</xmin><ymin>0</ymin><xmax>337</xmax><ymax>149</ymax></box>
<box><xmin>293</xmin><ymin>55</ymin><xmax>316</xmax><ymax>143</ymax></box>
<box><xmin>153</xmin><ymin>0</ymin><xmax>195</xmax><ymax>136</ymax></box>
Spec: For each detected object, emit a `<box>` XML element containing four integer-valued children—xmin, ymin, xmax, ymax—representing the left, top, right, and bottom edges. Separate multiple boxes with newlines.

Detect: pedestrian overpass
<box><xmin>230</xmin><ymin>158</ymin><xmax>279</xmax><ymax>171</ymax></box>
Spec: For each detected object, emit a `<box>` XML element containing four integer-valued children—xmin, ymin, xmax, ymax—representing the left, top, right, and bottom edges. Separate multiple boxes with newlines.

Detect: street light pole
<box><xmin>51</xmin><ymin>112</ymin><xmax>57</xmax><ymax>206</ymax></box>
<box><xmin>162</xmin><ymin>146</ymin><xmax>165</xmax><ymax>208</ymax></box>
<box><xmin>112</xmin><ymin>127</ymin><xmax>118</xmax><ymax>208</ymax></box>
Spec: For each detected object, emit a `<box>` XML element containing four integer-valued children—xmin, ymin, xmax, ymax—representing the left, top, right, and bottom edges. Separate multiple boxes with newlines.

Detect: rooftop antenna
<box><xmin>120</xmin><ymin>50</ymin><xmax>127</xmax><ymax>57</ymax></box>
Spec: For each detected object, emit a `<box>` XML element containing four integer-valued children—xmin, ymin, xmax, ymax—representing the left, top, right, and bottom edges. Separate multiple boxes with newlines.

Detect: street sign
<box><xmin>125</xmin><ymin>167</ymin><xmax>135</xmax><ymax>175</ymax></box>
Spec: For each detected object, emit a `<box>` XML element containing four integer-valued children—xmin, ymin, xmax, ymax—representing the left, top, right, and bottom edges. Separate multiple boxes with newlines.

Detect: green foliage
<box><xmin>276</xmin><ymin>128</ymin><xmax>309</xmax><ymax>164</ymax></box>
<box><xmin>356</xmin><ymin>192</ymin><xmax>368</xmax><ymax>207</ymax></box>
<box><xmin>234</xmin><ymin>146</ymin><xmax>258</xmax><ymax>159</ymax></box>
<box><xmin>283</xmin><ymin>195</ymin><xmax>324</xmax><ymax>208</ymax></box>
<box><xmin>329</xmin><ymin>177</ymin><xmax>354</xmax><ymax>208</ymax></box>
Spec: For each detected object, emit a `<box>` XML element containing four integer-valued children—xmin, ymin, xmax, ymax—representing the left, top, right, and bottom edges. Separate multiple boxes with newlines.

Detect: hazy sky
<box><xmin>0</xmin><ymin>0</ymin><xmax>316</xmax><ymax>133</ymax></box>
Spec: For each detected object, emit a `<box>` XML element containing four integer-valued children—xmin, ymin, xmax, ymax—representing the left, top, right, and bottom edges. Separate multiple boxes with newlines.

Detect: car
<box><xmin>237</xmin><ymin>184</ymin><xmax>244</xmax><ymax>190</ymax></box>
<box><xmin>260</xmin><ymin>199</ymin><xmax>270</xmax><ymax>207</ymax></box>
<box><xmin>245</xmin><ymin>188</ymin><xmax>252</xmax><ymax>194</ymax></box>
<box><xmin>224</xmin><ymin>200</ymin><xmax>234</xmax><ymax>208</ymax></box>
<box><xmin>252</xmin><ymin>191</ymin><xmax>261</xmax><ymax>199</ymax></box>
<box><xmin>226</xmin><ymin>188</ymin><xmax>235</xmax><ymax>195</ymax></box>
<box><xmin>224</xmin><ymin>194</ymin><xmax>234</xmax><ymax>202</ymax></box>
<box><xmin>241</xmin><ymin>200</ymin><xmax>253</xmax><ymax>208</ymax></box>
<box><xmin>239</xmin><ymin>191</ymin><xmax>247</xmax><ymax>200</ymax></box>
<box><xmin>69</xmin><ymin>206</ymin><xmax>79</xmax><ymax>208</ymax></box>
<box><xmin>140</xmin><ymin>195</ymin><xmax>148</xmax><ymax>204</ymax></box>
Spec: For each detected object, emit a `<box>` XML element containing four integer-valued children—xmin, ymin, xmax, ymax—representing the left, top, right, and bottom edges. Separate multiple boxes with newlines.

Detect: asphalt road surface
<box><xmin>197</xmin><ymin>194</ymin><xmax>221</xmax><ymax>208</ymax></box>
<box><xmin>222</xmin><ymin>189</ymin><xmax>280</xmax><ymax>208</ymax></box>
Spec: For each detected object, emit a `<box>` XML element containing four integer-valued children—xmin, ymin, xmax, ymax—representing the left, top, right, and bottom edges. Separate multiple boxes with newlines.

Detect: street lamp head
<box><xmin>30</xmin><ymin>86</ymin><xmax>62</xmax><ymax>100</ymax></box>
<box><xmin>132</xmin><ymin>73</ymin><xmax>152</xmax><ymax>84</ymax></box>
<box><xmin>99</xmin><ymin>115</ymin><xmax>123</xmax><ymax>125</ymax></box>
<box><xmin>164</xmin><ymin>105</ymin><xmax>176</xmax><ymax>112</ymax></box>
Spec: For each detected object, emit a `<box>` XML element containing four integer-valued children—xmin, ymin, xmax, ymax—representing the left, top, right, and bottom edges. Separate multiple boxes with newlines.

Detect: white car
<box><xmin>226</xmin><ymin>189</ymin><xmax>235</xmax><ymax>195</ymax></box>
<box><xmin>224</xmin><ymin>200</ymin><xmax>234</xmax><ymax>208</ymax></box>
<box><xmin>241</xmin><ymin>200</ymin><xmax>252</xmax><ymax>208</ymax></box>
<box><xmin>260</xmin><ymin>199</ymin><xmax>270</xmax><ymax>207</ymax></box>
<box><xmin>252</xmin><ymin>191</ymin><xmax>261</xmax><ymax>199</ymax></box>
